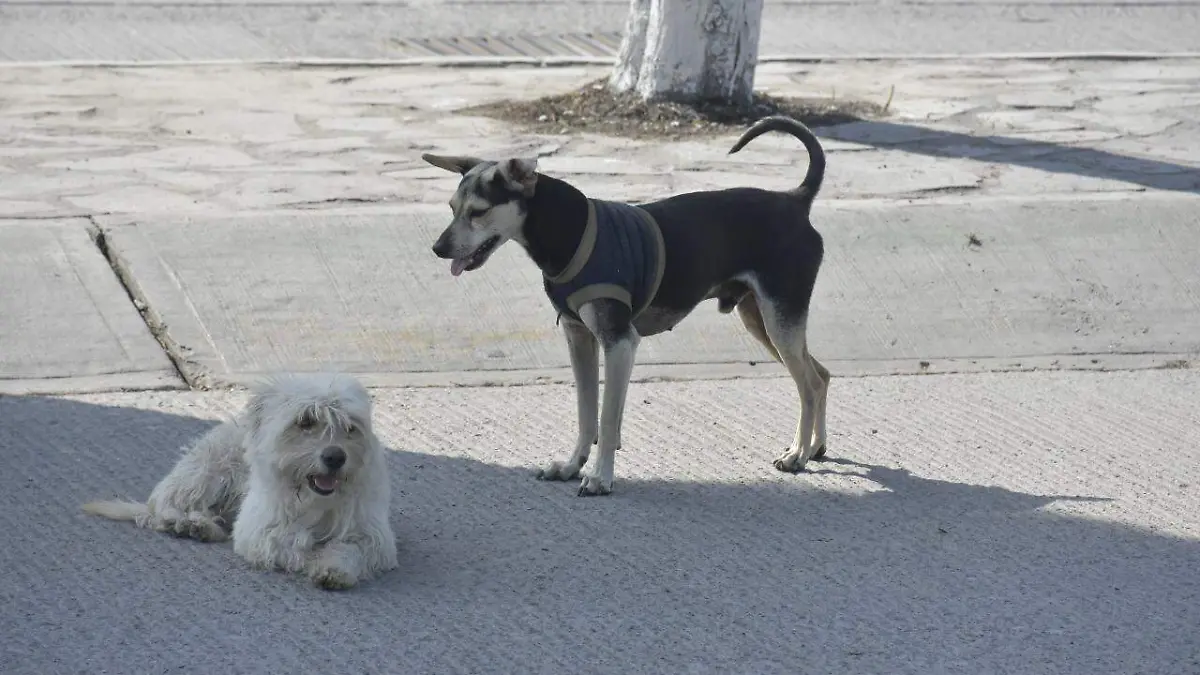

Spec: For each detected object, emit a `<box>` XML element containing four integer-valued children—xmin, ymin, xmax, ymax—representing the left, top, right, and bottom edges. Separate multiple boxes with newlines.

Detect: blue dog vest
<box><xmin>543</xmin><ymin>199</ymin><xmax>665</xmax><ymax>322</ymax></box>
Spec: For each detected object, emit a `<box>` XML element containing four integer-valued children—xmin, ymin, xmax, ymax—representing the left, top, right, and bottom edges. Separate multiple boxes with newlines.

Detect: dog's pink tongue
<box><xmin>313</xmin><ymin>475</ymin><xmax>338</xmax><ymax>491</ymax></box>
<box><xmin>450</xmin><ymin>258</ymin><xmax>468</xmax><ymax>277</ymax></box>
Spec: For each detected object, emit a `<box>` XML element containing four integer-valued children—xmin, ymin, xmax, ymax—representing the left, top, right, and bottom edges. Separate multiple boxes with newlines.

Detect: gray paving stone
<box><xmin>975</xmin><ymin>110</ymin><xmax>1089</xmax><ymax>134</ymax></box>
<box><xmin>160</xmin><ymin>111</ymin><xmax>305</xmax><ymax>143</ymax></box>
<box><xmin>538</xmin><ymin>156</ymin><xmax>671</xmax><ymax>176</ymax></box>
<box><xmin>1063</xmin><ymin>111</ymin><xmax>1183</xmax><ymax>137</ymax></box>
<box><xmin>0</xmin><ymin>199</ymin><xmax>56</xmax><ymax>217</ymax></box>
<box><xmin>1</xmin><ymin>60</ymin><xmax>1198</xmax><ymax>219</ymax></box>
<box><xmin>93</xmin><ymin>195</ymin><xmax>1200</xmax><ymax>388</ymax></box>
<box><xmin>64</xmin><ymin>185</ymin><xmax>203</xmax><ymax>213</ymax></box>
<box><xmin>995</xmin><ymin>91</ymin><xmax>1083</xmax><ymax>110</ymax></box>
<box><xmin>0</xmin><ymin>172</ymin><xmax>132</xmax><ymax>199</ymax></box>
<box><xmin>95</xmin><ymin>206</ymin><xmax>770</xmax><ymax>387</ymax></box>
<box><xmin>1094</xmin><ymin>91</ymin><xmax>1200</xmax><ymax>115</ymax></box>
<box><xmin>0</xmin><ymin>218</ymin><xmax>181</xmax><ymax>393</ymax></box>
<box><xmin>813</xmin><ymin>195</ymin><xmax>1200</xmax><ymax>364</ymax></box>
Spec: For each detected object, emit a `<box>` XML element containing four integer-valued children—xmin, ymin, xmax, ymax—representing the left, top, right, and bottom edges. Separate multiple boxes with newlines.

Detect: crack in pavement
<box><xmin>86</xmin><ymin>218</ymin><xmax>201</xmax><ymax>389</ymax></box>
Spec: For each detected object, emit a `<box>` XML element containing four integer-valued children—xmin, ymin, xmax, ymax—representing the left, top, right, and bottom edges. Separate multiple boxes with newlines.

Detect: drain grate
<box><xmin>388</xmin><ymin>32</ymin><xmax>623</xmax><ymax>59</ymax></box>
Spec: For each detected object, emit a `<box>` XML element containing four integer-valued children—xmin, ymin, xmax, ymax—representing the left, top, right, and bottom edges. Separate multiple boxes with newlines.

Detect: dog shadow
<box><xmin>805</xmin><ymin>455</ymin><xmax>1113</xmax><ymax>510</ymax></box>
<box><xmin>2</xmin><ymin>393</ymin><xmax>1197</xmax><ymax>675</ymax></box>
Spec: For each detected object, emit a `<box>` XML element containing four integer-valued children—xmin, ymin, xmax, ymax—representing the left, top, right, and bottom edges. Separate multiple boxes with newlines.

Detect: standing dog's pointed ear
<box><xmin>497</xmin><ymin>157</ymin><xmax>538</xmax><ymax>197</ymax></box>
<box><xmin>421</xmin><ymin>153</ymin><xmax>484</xmax><ymax>175</ymax></box>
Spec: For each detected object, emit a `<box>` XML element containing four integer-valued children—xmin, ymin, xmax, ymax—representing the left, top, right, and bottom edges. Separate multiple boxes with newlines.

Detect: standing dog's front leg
<box><xmin>577</xmin><ymin>300</ymin><xmax>639</xmax><ymax>496</ymax></box>
<box><xmin>537</xmin><ymin>317</ymin><xmax>599</xmax><ymax>482</ymax></box>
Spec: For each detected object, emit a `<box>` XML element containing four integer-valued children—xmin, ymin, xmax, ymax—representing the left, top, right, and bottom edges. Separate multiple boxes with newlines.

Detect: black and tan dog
<box><xmin>423</xmin><ymin>116</ymin><xmax>830</xmax><ymax>495</ymax></box>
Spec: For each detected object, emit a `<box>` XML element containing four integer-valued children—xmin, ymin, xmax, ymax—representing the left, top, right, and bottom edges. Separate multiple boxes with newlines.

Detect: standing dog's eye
<box><xmin>297</xmin><ymin>413</ymin><xmax>317</xmax><ymax>431</ymax></box>
<box><xmin>469</xmin><ymin>208</ymin><xmax>488</xmax><ymax>221</ymax></box>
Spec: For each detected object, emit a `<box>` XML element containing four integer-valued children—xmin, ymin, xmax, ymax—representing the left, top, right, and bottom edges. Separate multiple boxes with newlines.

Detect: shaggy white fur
<box><xmin>83</xmin><ymin>373</ymin><xmax>398</xmax><ymax>590</ymax></box>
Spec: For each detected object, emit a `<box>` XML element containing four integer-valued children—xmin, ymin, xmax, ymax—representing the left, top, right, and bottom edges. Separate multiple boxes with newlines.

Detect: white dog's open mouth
<box><xmin>450</xmin><ymin>235</ymin><xmax>501</xmax><ymax>277</ymax></box>
<box><xmin>307</xmin><ymin>474</ymin><xmax>340</xmax><ymax>496</ymax></box>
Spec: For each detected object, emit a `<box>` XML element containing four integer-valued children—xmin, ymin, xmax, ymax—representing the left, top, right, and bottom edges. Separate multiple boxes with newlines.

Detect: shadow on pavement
<box><xmin>2</xmin><ymin>394</ymin><xmax>1197</xmax><ymax>675</ymax></box>
<box><xmin>821</xmin><ymin>119</ymin><xmax>1200</xmax><ymax>194</ymax></box>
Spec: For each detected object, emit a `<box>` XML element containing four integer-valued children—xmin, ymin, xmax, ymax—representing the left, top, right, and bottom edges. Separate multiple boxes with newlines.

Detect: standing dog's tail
<box><xmin>82</xmin><ymin>500</ymin><xmax>148</xmax><ymax>522</ymax></box>
<box><xmin>727</xmin><ymin>115</ymin><xmax>826</xmax><ymax>206</ymax></box>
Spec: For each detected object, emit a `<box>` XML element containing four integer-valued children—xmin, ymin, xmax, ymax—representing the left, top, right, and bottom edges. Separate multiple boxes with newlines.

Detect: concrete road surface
<box><xmin>4</xmin><ymin>370</ymin><xmax>1199</xmax><ymax>674</ymax></box>
<box><xmin>2</xmin><ymin>0</ymin><xmax>1200</xmax><ymax>63</ymax></box>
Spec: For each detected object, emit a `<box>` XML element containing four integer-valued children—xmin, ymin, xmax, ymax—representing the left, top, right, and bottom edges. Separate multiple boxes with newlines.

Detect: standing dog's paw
<box><xmin>577</xmin><ymin>473</ymin><xmax>612</xmax><ymax>496</ymax></box>
<box><xmin>310</xmin><ymin>565</ymin><xmax>358</xmax><ymax>591</ymax></box>
<box><xmin>537</xmin><ymin>459</ymin><xmax>584</xmax><ymax>482</ymax></box>
<box><xmin>773</xmin><ymin>449</ymin><xmax>807</xmax><ymax>474</ymax></box>
<box><xmin>811</xmin><ymin>444</ymin><xmax>828</xmax><ymax>461</ymax></box>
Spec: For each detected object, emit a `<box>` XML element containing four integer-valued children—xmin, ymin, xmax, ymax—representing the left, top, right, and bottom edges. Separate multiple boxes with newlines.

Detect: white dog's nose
<box><xmin>321</xmin><ymin>447</ymin><xmax>346</xmax><ymax>471</ymax></box>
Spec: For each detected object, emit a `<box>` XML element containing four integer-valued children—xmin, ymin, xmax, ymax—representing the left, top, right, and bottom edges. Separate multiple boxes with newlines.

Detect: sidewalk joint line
<box><xmin>85</xmin><ymin>217</ymin><xmax>199</xmax><ymax>390</ymax></box>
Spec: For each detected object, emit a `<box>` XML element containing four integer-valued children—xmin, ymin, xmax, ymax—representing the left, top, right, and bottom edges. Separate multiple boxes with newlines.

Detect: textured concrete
<box><xmin>3</xmin><ymin>369</ymin><xmax>1198</xmax><ymax>674</ymax></box>
<box><xmin>2</xmin><ymin>58</ymin><xmax>1200</xmax><ymax>219</ymax></box>
<box><xmin>96</xmin><ymin>205</ymin><xmax>768</xmax><ymax>387</ymax></box>
<box><xmin>2</xmin><ymin>0</ymin><xmax>1200</xmax><ymax>63</ymax></box>
<box><xmin>2</xmin><ymin>42</ymin><xmax>1198</xmax><ymax>674</ymax></box>
<box><xmin>0</xmin><ymin>219</ymin><xmax>181</xmax><ymax>394</ymax></box>
<box><xmin>1</xmin><ymin>60</ymin><xmax>1197</xmax><ymax>222</ymax></box>
<box><xmin>2</xmin><ymin>59</ymin><xmax>1198</xmax><ymax>390</ymax></box>
<box><xmin>93</xmin><ymin>195</ymin><xmax>1200</xmax><ymax>387</ymax></box>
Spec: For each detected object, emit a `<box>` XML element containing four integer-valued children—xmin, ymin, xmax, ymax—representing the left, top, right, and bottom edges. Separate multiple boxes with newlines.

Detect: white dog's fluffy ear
<box><xmin>497</xmin><ymin>157</ymin><xmax>538</xmax><ymax>196</ymax></box>
<box><xmin>242</xmin><ymin>386</ymin><xmax>273</xmax><ymax>439</ymax></box>
<box><xmin>421</xmin><ymin>153</ymin><xmax>484</xmax><ymax>175</ymax></box>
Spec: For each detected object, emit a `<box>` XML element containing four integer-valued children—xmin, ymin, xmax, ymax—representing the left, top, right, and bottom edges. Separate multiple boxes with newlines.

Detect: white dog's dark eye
<box><xmin>298</xmin><ymin>414</ymin><xmax>317</xmax><ymax>431</ymax></box>
<box><xmin>346</xmin><ymin>424</ymin><xmax>359</xmax><ymax>435</ymax></box>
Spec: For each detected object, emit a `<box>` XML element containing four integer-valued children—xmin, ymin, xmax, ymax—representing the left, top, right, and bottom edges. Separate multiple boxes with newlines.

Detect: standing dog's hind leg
<box><xmin>538</xmin><ymin>318</ymin><xmax>599</xmax><ymax>482</ymax></box>
<box><xmin>736</xmin><ymin>293</ymin><xmax>782</xmax><ymax>363</ymax></box>
<box><xmin>743</xmin><ymin>294</ymin><xmax>828</xmax><ymax>467</ymax></box>
<box><xmin>808</xmin><ymin>355</ymin><xmax>831</xmax><ymax>460</ymax></box>
<box><xmin>759</xmin><ymin>311</ymin><xmax>821</xmax><ymax>473</ymax></box>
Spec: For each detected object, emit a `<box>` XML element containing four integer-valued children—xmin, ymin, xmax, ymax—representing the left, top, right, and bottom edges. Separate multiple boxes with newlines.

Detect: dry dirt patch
<box><xmin>463</xmin><ymin>78</ymin><xmax>889</xmax><ymax>140</ymax></box>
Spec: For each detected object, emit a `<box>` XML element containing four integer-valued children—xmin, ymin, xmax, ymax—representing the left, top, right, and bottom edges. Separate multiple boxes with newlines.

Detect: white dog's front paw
<box><xmin>537</xmin><ymin>458</ymin><xmax>586</xmax><ymax>482</ymax></box>
<box><xmin>309</xmin><ymin>564</ymin><xmax>358</xmax><ymax>591</ymax></box>
<box><xmin>577</xmin><ymin>472</ymin><xmax>612</xmax><ymax>497</ymax></box>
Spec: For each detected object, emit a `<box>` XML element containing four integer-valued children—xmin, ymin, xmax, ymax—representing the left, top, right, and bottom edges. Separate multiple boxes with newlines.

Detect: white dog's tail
<box><xmin>82</xmin><ymin>500</ymin><xmax>148</xmax><ymax>522</ymax></box>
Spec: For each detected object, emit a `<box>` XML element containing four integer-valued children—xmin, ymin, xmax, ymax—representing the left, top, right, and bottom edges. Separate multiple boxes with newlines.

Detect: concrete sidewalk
<box><xmin>2</xmin><ymin>59</ymin><xmax>1198</xmax><ymax>218</ymax></box>
<box><xmin>1</xmin><ymin>58</ymin><xmax>1198</xmax><ymax>393</ymax></box>
<box><xmin>4</xmin><ymin>369</ymin><xmax>1198</xmax><ymax>674</ymax></box>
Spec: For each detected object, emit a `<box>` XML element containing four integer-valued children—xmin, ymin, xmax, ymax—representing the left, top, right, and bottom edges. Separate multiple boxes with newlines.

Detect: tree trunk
<box><xmin>609</xmin><ymin>0</ymin><xmax>765</xmax><ymax>109</ymax></box>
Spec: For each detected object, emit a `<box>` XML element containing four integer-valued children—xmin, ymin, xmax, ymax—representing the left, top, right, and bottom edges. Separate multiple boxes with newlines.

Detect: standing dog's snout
<box><xmin>321</xmin><ymin>446</ymin><xmax>347</xmax><ymax>471</ymax></box>
<box><xmin>431</xmin><ymin>230</ymin><xmax>453</xmax><ymax>258</ymax></box>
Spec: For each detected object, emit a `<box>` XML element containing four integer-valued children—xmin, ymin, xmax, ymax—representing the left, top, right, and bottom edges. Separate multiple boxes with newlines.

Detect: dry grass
<box><xmin>463</xmin><ymin>78</ymin><xmax>888</xmax><ymax>140</ymax></box>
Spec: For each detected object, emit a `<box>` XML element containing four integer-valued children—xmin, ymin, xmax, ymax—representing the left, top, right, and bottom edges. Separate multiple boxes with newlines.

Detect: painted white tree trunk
<box><xmin>609</xmin><ymin>0</ymin><xmax>765</xmax><ymax>108</ymax></box>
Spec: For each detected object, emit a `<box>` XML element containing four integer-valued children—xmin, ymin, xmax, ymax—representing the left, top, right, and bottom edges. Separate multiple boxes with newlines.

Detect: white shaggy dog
<box><xmin>82</xmin><ymin>373</ymin><xmax>397</xmax><ymax>590</ymax></box>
